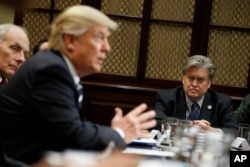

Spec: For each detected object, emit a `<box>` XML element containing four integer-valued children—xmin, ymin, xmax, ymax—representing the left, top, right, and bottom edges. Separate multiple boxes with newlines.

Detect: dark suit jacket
<box><xmin>154</xmin><ymin>85</ymin><xmax>238</xmax><ymax>134</ymax></box>
<box><xmin>0</xmin><ymin>86</ymin><xmax>4</xmax><ymax>166</ymax></box>
<box><xmin>0</xmin><ymin>50</ymin><xmax>126</xmax><ymax>164</ymax></box>
<box><xmin>1</xmin><ymin>84</ymin><xmax>29</xmax><ymax>167</ymax></box>
<box><xmin>234</xmin><ymin>94</ymin><xmax>250</xmax><ymax>123</ymax></box>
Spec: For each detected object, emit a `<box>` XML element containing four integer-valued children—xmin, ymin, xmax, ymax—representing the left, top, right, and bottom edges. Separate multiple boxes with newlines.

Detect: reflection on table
<box><xmin>31</xmin><ymin>124</ymin><xmax>243</xmax><ymax>167</ymax></box>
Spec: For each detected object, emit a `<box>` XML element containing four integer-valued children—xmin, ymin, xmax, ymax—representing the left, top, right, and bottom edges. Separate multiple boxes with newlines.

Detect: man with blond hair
<box><xmin>0</xmin><ymin>5</ymin><xmax>156</xmax><ymax>164</ymax></box>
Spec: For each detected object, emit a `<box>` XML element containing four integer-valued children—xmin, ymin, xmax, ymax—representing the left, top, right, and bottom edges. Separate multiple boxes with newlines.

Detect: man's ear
<box><xmin>62</xmin><ymin>34</ymin><xmax>75</xmax><ymax>52</ymax></box>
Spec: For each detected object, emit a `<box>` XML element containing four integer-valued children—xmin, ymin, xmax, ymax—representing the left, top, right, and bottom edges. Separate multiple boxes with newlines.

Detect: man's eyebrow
<box><xmin>10</xmin><ymin>42</ymin><xmax>21</xmax><ymax>48</ymax></box>
<box><xmin>14</xmin><ymin>42</ymin><xmax>29</xmax><ymax>52</ymax></box>
<box><xmin>97</xmin><ymin>29</ymin><xmax>111</xmax><ymax>37</ymax></box>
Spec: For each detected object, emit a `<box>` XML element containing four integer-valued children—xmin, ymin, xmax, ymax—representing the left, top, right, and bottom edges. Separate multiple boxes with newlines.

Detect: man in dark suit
<box><xmin>154</xmin><ymin>55</ymin><xmax>238</xmax><ymax>134</ymax></box>
<box><xmin>0</xmin><ymin>23</ymin><xmax>29</xmax><ymax>88</ymax></box>
<box><xmin>0</xmin><ymin>5</ymin><xmax>156</xmax><ymax>165</ymax></box>
<box><xmin>234</xmin><ymin>94</ymin><xmax>250</xmax><ymax>123</ymax></box>
<box><xmin>0</xmin><ymin>23</ymin><xmax>29</xmax><ymax>167</ymax></box>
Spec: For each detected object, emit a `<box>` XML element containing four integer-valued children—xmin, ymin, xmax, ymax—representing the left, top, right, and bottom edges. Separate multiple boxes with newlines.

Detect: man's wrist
<box><xmin>114</xmin><ymin>128</ymin><xmax>125</xmax><ymax>138</ymax></box>
<box><xmin>216</xmin><ymin>128</ymin><xmax>224</xmax><ymax>133</ymax></box>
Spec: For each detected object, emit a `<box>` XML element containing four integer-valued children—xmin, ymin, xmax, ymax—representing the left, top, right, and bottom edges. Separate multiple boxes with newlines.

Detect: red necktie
<box><xmin>1</xmin><ymin>77</ymin><xmax>7</xmax><ymax>87</ymax></box>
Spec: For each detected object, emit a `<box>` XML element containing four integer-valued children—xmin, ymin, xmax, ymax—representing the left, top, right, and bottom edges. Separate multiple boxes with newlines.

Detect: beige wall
<box><xmin>0</xmin><ymin>4</ymin><xmax>14</xmax><ymax>24</ymax></box>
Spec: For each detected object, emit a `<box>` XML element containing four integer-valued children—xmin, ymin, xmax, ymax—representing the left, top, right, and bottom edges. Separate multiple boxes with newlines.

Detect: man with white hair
<box><xmin>0</xmin><ymin>23</ymin><xmax>29</xmax><ymax>87</ymax></box>
<box><xmin>0</xmin><ymin>23</ymin><xmax>29</xmax><ymax>167</ymax></box>
<box><xmin>0</xmin><ymin>5</ymin><xmax>156</xmax><ymax>164</ymax></box>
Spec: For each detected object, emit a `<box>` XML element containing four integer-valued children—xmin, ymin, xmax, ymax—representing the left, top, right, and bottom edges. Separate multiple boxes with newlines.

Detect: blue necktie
<box><xmin>189</xmin><ymin>102</ymin><xmax>199</xmax><ymax>120</ymax></box>
<box><xmin>76</xmin><ymin>83</ymin><xmax>83</xmax><ymax>109</ymax></box>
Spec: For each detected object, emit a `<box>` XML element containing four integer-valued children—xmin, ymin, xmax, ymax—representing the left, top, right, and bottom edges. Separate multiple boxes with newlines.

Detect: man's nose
<box><xmin>16</xmin><ymin>51</ymin><xmax>26</xmax><ymax>63</ymax></box>
<box><xmin>103</xmin><ymin>39</ymin><xmax>111</xmax><ymax>52</ymax></box>
<box><xmin>191</xmin><ymin>79</ymin><xmax>199</xmax><ymax>86</ymax></box>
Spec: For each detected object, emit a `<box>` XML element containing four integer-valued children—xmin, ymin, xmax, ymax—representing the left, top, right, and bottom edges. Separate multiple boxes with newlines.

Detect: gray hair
<box><xmin>0</xmin><ymin>23</ymin><xmax>27</xmax><ymax>43</ymax></box>
<box><xmin>182</xmin><ymin>55</ymin><xmax>216</xmax><ymax>80</ymax></box>
<box><xmin>48</xmin><ymin>5</ymin><xmax>118</xmax><ymax>51</ymax></box>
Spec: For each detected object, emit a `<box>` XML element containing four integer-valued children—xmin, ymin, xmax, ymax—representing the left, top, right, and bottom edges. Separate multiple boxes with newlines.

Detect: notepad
<box><xmin>128</xmin><ymin>138</ymin><xmax>157</xmax><ymax>148</ymax></box>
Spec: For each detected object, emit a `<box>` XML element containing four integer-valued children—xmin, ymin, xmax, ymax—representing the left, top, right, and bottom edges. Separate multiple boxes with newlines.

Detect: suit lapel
<box><xmin>55</xmin><ymin>51</ymin><xmax>84</xmax><ymax>119</ymax></box>
<box><xmin>176</xmin><ymin>89</ymin><xmax>188</xmax><ymax>119</ymax></box>
<box><xmin>200</xmin><ymin>92</ymin><xmax>214</xmax><ymax>120</ymax></box>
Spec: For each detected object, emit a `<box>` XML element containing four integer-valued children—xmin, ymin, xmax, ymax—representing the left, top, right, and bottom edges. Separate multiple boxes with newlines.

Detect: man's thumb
<box><xmin>114</xmin><ymin>107</ymin><xmax>123</xmax><ymax>118</ymax></box>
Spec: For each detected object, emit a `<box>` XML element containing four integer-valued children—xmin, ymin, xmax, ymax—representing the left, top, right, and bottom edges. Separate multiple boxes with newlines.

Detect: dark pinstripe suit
<box><xmin>0</xmin><ymin>50</ymin><xmax>126</xmax><ymax>164</ymax></box>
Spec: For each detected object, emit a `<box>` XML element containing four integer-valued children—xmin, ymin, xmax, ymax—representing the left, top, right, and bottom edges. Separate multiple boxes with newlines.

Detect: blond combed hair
<box><xmin>48</xmin><ymin>5</ymin><xmax>118</xmax><ymax>51</ymax></box>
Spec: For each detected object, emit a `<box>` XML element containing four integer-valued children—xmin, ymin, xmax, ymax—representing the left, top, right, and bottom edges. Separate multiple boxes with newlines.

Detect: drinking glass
<box><xmin>239</xmin><ymin>123</ymin><xmax>250</xmax><ymax>142</ymax></box>
<box><xmin>161</xmin><ymin>116</ymin><xmax>179</xmax><ymax>139</ymax></box>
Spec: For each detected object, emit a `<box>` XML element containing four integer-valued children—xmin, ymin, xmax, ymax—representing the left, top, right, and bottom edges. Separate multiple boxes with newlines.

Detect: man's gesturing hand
<box><xmin>111</xmin><ymin>103</ymin><xmax>156</xmax><ymax>143</ymax></box>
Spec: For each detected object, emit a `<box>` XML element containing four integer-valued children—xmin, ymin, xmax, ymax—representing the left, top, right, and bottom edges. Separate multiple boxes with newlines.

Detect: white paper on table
<box><xmin>122</xmin><ymin>147</ymin><xmax>174</xmax><ymax>157</ymax></box>
<box><xmin>130</xmin><ymin>138</ymin><xmax>157</xmax><ymax>146</ymax></box>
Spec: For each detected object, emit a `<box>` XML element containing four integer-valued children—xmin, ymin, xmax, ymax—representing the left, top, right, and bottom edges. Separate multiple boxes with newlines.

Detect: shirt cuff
<box><xmin>216</xmin><ymin>128</ymin><xmax>224</xmax><ymax>134</ymax></box>
<box><xmin>114</xmin><ymin>128</ymin><xmax>125</xmax><ymax>139</ymax></box>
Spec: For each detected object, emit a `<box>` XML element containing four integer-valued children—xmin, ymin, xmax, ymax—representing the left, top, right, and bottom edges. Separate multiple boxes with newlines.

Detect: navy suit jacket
<box><xmin>1</xmin><ymin>83</ymin><xmax>28</xmax><ymax>167</ymax></box>
<box><xmin>0</xmin><ymin>86</ymin><xmax>3</xmax><ymax>165</ymax></box>
<box><xmin>154</xmin><ymin>85</ymin><xmax>238</xmax><ymax>134</ymax></box>
<box><xmin>0</xmin><ymin>50</ymin><xmax>126</xmax><ymax>164</ymax></box>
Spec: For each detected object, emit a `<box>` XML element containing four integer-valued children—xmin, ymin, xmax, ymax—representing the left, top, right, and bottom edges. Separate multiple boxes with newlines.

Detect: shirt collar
<box><xmin>185</xmin><ymin>95</ymin><xmax>204</xmax><ymax>109</ymax></box>
<box><xmin>61</xmin><ymin>53</ymin><xmax>80</xmax><ymax>85</ymax></box>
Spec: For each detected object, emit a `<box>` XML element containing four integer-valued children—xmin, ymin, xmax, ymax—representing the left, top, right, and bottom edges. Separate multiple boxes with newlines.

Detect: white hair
<box><xmin>0</xmin><ymin>23</ymin><xmax>28</xmax><ymax>43</ymax></box>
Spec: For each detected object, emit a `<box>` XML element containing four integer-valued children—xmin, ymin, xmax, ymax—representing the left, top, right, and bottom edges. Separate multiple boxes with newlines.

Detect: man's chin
<box><xmin>188</xmin><ymin>94</ymin><xmax>200</xmax><ymax>101</ymax></box>
<box><xmin>5</xmin><ymin>71</ymin><xmax>15</xmax><ymax>78</ymax></box>
<box><xmin>94</xmin><ymin>65</ymin><xmax>102</xmax><ymax>72</ymax></box>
